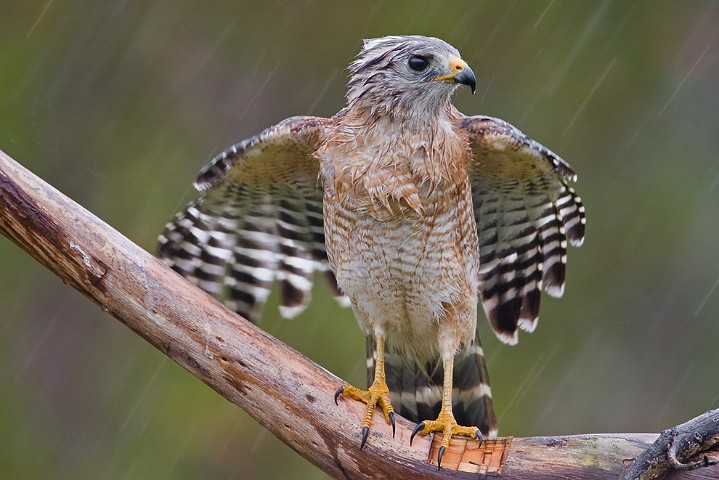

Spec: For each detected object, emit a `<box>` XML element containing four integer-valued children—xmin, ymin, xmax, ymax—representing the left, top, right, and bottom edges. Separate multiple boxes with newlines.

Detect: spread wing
<box><xmin>461</xmin><ymin>115</ymin><xmax>586</xmax><ymax>344</ymax></box>
<box><xmin>158</xmin><ymin>116</ymin><xmax>345</xmax><ymax>323</ymax></box>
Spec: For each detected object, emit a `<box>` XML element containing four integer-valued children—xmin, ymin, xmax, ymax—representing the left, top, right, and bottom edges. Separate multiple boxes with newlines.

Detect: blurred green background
<box><xmin>1</xmin><ymin>1</ymin><xmax>718</xmax><ymax>478</ymax></box>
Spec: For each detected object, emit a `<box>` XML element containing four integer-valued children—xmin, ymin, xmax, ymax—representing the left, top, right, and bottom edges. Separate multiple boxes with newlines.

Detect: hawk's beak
<box><xmin>433</xmin><ymin>56</ymin><xmax>476</xmax><ymax>94</ymax></box>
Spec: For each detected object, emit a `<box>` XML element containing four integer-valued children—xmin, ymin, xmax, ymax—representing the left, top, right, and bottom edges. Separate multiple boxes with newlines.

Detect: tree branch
<box><xmin>1</xmin><ymin>148</ymin><xmax>717</xmax><ymax>479</ymax></box>
<box><xmin>619</xmin><ymin>409</ymin><xmax>719</xmax><ymax>480</ymax></box>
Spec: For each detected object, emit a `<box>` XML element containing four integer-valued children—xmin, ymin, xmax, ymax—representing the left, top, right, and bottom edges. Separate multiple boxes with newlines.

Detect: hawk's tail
<box><xmin>367</xmin><ymin>334</ymin><xmax>497</xmax><ymax>437</ymax></box>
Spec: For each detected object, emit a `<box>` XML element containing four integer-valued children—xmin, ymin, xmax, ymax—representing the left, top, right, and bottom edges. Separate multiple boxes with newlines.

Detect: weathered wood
<box><xmin>1</xmin><ymin>148</ymin><xmax>718</xmax><ymax>479</ymax></box>
<box><xmin>619</xmin><ymin>409</ymin><xmax>719</xmax><ymax>480</ymax></box>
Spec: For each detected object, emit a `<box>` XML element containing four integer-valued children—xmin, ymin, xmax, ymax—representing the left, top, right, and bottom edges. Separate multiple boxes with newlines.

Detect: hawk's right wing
<box><xmin>461</xmin><ymin>115</ymin><xmax>586</xmax><ymax>344</ymax></box>
<box><xmin>158</xmin><ymin>116</ymin><xmax>345</xmax><ymax>323</ymax></box>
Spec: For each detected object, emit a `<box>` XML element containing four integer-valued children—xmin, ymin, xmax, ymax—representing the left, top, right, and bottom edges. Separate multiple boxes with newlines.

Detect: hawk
<box><xmin>158</xmin><ymin>35</ymin><xmax>585</xmax><ymax>465</ymax></box>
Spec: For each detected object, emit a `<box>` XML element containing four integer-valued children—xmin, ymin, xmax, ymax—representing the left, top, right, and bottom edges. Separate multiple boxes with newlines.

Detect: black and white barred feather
<box><xmin>158</xmin><ymin>116</ymin><xmax>347</xmax><ymax>323</ymax></box>
<box><xmin>461</xmin><ymin>115</ymin><xmax>586</xmax><ymax>344</ymax></box>
<box><xmin>370</xmin><ymin>334</ymin><xmax>497</xmax><ymax>437</ymax></box>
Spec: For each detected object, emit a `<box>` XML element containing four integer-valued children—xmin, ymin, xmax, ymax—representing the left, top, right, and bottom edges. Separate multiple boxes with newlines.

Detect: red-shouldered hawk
<box><xmin>158</xmin><ymin>35</ymin><xmax>585</xmax><ymax>466</ymax></box>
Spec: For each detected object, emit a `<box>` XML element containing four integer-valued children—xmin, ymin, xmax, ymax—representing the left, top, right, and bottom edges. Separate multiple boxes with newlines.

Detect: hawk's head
<box><xmin>346</xmin><ymin>35</ymin><xmax>476</xmax><ymax>118</ymax></box>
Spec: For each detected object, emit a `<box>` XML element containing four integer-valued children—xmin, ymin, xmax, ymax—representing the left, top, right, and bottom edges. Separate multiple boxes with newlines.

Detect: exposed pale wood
<box><xmin>1</xmin><ymin>148</ymin><xmax>718</xmax><ymax>479</ymax></box>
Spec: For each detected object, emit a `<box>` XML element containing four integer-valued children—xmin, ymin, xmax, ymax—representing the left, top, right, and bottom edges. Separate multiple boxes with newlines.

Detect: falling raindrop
<box><xmin>658</xmin><ymin>43</ymin><xmax>711</xmax><ymax>117</ymax></box>
<box><xmin>562</xmin><ymin>56</ymin><xmax>616</xmax><ymax>136</ymax></box>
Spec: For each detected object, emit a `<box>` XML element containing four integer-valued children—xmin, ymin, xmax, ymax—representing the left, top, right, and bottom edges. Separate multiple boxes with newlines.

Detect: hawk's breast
<box><xmin>319</xmin><ymin>124</ymin><xmax>479</xmax><ymax>359</ymax></box>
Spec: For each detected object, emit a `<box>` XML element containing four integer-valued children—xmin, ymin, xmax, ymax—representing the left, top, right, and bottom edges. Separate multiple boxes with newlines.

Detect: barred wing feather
<box><xmin>461</xmin><ymin>115</ymin><xmax>586</xmax><ymax>344</ymax></box>
<box><xmin>158</xmin><ymin>116</ymin><xmax>345</xmax><ymax>323</ymax></box>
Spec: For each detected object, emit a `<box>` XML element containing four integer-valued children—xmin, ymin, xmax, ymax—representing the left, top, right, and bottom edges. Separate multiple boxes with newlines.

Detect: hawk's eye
<box><xmin>408</xmin><ymin>55</ymin><xmax>429</xmax><ymax>72</ymax></box>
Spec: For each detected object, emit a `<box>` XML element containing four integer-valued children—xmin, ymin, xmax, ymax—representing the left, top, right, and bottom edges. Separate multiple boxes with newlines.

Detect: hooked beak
<box><xmin>433</xmin><ymin>56</ymin><xmax>476</xmax><ymax>94</ymax></box>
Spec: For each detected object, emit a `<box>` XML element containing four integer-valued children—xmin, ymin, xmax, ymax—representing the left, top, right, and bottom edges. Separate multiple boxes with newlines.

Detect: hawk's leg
<box><xmin>409</xmin><ymin>355</ymin><xmax>483</xmax><ymax>468</ymax></box>
<box><xmin>334</xmin><ymin>334</ymin><xmax>395</xmax><ymax>448</ymax></box>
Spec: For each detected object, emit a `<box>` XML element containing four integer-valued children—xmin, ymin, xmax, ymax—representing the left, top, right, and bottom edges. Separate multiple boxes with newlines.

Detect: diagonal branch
<box><xmin>1</xmin><ymin>148</ymin><xmax>718</xmax><ymax>479</ymax></box>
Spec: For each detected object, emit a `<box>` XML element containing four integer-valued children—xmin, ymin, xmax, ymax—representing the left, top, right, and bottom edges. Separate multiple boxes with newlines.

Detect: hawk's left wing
<box><xmin>158</xmin><ymin>116</ymin><xmax>344</xmax><ymax>323</ymax></box>
<box><xmin>460</xmin><ymin>115</ymin><xmax>586</xmax><ymax>344</ymax></box>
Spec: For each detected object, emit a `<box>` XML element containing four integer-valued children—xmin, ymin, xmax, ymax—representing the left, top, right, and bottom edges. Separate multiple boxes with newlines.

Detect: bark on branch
<box><xmin>1</xmin><ymin>148</ymin><xmax>718</xmax><ymax>479</ymax></box>
<box><xmin>619</xmin><ymin>409</ymin><xmax>719</xmax><ymax>480</ymax></box>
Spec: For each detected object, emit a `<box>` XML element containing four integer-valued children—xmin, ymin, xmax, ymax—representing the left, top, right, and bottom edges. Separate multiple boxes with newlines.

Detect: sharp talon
<box><xmin>389</xmin><ymin>412</ymin><xmax>396</xmax><ymax>437</ymax></box>
<box><xmin>437</xmin><ymin>445</ymin><xmax>446</xmax><ymax>470</ymax></box>
<box><xmin>334</xmin><ymin>386</ymin><xmax>344</xmax><ymax>405</ymax></box>
<box><xmin>476</xmin><ymin>429</ymin><xmax>483</xmax><ymax>445</ymax></box>
<box><xmin>360</xmin><ymin>426</ymin><xmax>370</xmax><ymax>449</ymax></box>
<box><xmin>410</xmin><ymin>422</ymin><xmax>425</xmax><ymax>446</ymax></box>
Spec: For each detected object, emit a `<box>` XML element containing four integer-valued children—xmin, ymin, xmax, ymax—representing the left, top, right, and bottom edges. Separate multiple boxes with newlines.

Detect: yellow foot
<box><xmin>334</xmin><ymin>381</ymin><xmax>396</xmax><ymax>449</ymax></box>
<box><xmin>409</xmin><ymin>409</ymin><xmax>483</xmax><ymax>469</ymax></box>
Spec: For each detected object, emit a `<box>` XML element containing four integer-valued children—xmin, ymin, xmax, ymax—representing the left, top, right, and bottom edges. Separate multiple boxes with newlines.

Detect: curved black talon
<box><xmin>334</xmin><ymin>386</ymin><xmax>344</xmax><ymax>405</ymax></box>
<box><xmin>388</xmin><ymin>412</ymin><xmax>396</xmax><ymax>437</ymax></box>
<box><xmin>409</xmin><ymin>422</ymin><xmax>425</xmax><ymax>446</ymax></box>
<box><xmin>437</xmin><ymin>445</ymin><xmax>446</xmax><ymax>470</ymax></box>
<box><xmin>360</xmin><ymin>426</ymin><xmax>370</xmax><ymax>449</ymax></box>
<box><xmin>475</xmin><ymin>429</ymin><xmax>484</xmax><ymax>445</ymax></box>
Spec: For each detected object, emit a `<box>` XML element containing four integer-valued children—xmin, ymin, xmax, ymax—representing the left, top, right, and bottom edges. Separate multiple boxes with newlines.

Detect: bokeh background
<box><xmin>2</xmin><ymin>1</ymin><xmax>718</xmax><ymax>478</ymax></box>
